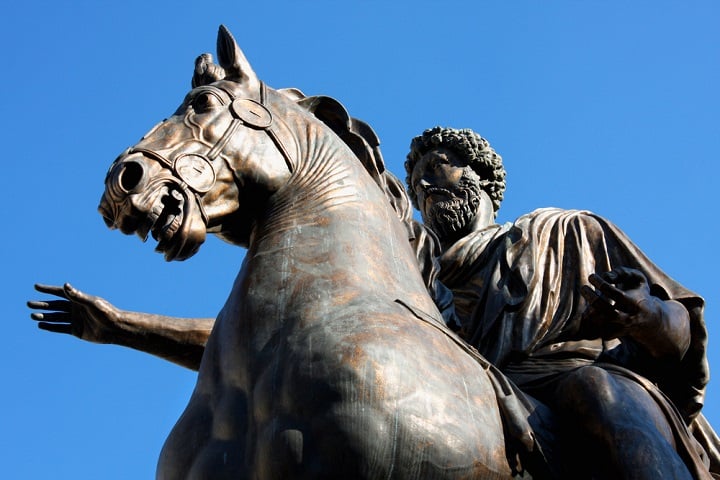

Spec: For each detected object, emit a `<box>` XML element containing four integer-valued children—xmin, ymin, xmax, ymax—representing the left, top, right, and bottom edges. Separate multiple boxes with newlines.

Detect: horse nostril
<box><xmin>118</xmin><ymin>161</ymin><xmax>144</xmax><ymax>192</ymax></box>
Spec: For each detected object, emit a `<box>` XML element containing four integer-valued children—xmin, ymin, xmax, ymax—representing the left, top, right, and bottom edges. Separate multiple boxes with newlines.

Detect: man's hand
<box><xmin>28</xmin><ymin>283</ymin><xmax>125</xmax><ymax>344</ymax></box>
<box><xmin>29</xmin><ymin>283</ymin><xmax>213</xmax><ymax>370</ymax></box>
<box><xmin>581</xmin><ymin>267</ymin><xmax>690</xmax><ymax>359</ymax></box>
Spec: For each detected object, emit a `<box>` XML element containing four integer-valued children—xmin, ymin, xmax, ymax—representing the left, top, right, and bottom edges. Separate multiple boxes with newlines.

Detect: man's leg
<box><xmin>552</xmin><ymin>365</ymin><xmax>691</xmax><ymax>480</ymax></box>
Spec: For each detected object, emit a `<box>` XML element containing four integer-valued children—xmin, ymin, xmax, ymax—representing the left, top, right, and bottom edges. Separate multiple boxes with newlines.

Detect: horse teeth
<box><xmin>164</xmin><ymin>214</ymin><xmax>176</xmax><ymax>232</ymax></box>
<box><xmin>164</xmin><ymin>214</ymin><xmax>181</xmax><ymax>238</ymax></box>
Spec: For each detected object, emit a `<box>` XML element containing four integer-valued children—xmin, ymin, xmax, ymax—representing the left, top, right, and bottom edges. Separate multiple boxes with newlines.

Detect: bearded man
<box><xmin>406</xmin><ymin>126</ymin><xmax>718</xmax><ymax>479</ymax></box>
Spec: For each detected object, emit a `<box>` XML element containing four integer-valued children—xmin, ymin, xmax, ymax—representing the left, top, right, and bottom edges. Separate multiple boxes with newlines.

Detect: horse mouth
<box><xmin>100</xmin><ymin>180</ymin><xmax>205</xmax><ymax>262</ymax></box>
<box><xmin>142</xmin><ymin>182</ymin><xmax>200</xmax><ymax>261</ymax></box>
<box><xmin>146</xmin><ymin>186</ymin><xmax>185</xmax><ymax>249</ymax></box>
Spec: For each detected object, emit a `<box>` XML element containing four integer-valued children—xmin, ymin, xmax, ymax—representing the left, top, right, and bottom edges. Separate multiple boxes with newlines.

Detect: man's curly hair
<box><xmin>405</xmin><ymin>127</ymin><xmax>506</xmax><ymax>214</ymax></box>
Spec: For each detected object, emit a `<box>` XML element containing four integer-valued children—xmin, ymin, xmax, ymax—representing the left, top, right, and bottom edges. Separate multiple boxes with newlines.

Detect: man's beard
<box><xmin>424</xmin><ymin>170</ymin><xmax>482</xmax><ymax>244</ymax></box>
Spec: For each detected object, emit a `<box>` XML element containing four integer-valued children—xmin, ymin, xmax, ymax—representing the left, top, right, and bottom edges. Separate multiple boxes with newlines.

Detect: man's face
<box><xmin>410</xmin><ymin>147</ymin><xmax>483</xmax><ymax>242</ymax></box>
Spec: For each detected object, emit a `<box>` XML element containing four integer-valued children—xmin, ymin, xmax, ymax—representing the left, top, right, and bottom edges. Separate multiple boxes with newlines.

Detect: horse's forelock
<box><xmin>192</xmin><ymin>54</ymin><xmax>227</xmax><ymax>88</ymax></box>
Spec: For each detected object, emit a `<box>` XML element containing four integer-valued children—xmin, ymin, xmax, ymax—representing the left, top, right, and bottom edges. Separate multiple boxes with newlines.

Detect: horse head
<box><xmin>99</xmin><ymin>26</ymin><xmax>297</xmax><ymax>261</ymax></box>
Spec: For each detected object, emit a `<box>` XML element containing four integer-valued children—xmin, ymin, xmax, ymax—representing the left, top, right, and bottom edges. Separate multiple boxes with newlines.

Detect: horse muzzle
<box><xmin>99</xmin><ymin>152</ymin><xmax>208</xmax><ymax>261</ymax></box>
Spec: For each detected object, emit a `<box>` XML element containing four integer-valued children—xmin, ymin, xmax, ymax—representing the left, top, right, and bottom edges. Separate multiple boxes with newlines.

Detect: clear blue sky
<box><xmin>3</xmin><ymin>1</ymin><xmax>718</xmax><ymax>478</ymax></box>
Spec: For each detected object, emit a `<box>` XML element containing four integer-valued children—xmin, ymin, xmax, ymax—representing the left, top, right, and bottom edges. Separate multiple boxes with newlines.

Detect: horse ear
<box><xmin>217</xmin><ymin>25</ymin><xmax>260</xmax><ymax>90</ymax></box>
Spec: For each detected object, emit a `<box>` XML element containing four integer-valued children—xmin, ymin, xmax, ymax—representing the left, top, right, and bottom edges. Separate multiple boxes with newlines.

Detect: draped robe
<box><xmin>432</xmin><ymin>208</ymin><xmax>718</xmax><ymax>477</ymax></box>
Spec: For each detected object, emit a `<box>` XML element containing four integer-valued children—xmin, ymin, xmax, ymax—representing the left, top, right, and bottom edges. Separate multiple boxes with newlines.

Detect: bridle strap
<box><xmin>202</xmin><ymin>81</ymin><xmax>296</xmax><ymax>174</ymax></box>
<box><xmin>127</xmin><ymin>81</ymin><xmax>296</xmax><ymax>197</ymax></box>
<box><xmin>206</xmin><ymin>119</ymin><xmax>242</xmax><ymax>161</ymax></box>
<box><xmin>257</xmin><ymin>82</ymin><xmax>295</xmax><ymax>174</ymax></box>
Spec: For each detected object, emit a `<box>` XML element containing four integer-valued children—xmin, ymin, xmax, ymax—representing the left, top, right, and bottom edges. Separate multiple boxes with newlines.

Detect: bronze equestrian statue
<box><xmin>29</xmin><ymin>26</ymin><xmax>719</xmax><ymax>479</ymax></box>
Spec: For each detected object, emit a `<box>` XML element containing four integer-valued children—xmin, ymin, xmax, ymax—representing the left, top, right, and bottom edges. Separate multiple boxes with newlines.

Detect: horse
<box><xmin>96</xmin><ymin>25</ymin><xmax>554</xmax><ymax>479</ymax></box>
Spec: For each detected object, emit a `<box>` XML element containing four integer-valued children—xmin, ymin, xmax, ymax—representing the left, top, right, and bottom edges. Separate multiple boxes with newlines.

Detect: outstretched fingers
<box><xmin>31</xmin><ymin>311</ymin><xmax>73</xmax><ymax>336</ymax></box>
<box><xmin>63</xmin><ymin>283</ymin><xmax>95</xmax><ymax>306</ymax></box>
<box><xmin>27</xmin><ymin>300</ymin><xmax>72</xmax><ymax>313</ymax></box>
<box><xmin>38</xmin><ymin>322</ymin><xmax>73</xmax><ymax>335</ymax></box>
<box><xmin>34</xmin><ymin>283</ymin><xmax>68</xmax><ymax>299</ymax></box>
<box><xmin>30</xmin><ymin>283</ymin><xmax>79</xmax><ymax>336</ymax></box>
<box><xmin>30</xmin><ymin>311</ymin><xmax>71</xmax><ymax>322</ymax></box>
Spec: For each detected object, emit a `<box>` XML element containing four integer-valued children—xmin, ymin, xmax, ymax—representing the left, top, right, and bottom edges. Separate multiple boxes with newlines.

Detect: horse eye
<box><xmin>192</xmin><ymin>92</ymin><xmax>220</xmax><ymax>113</ymax></box>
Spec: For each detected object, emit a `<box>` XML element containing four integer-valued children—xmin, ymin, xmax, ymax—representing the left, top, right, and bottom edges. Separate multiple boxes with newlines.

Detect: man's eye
<box><xmin>432</xmin><ymin>160</ymin><xmax>446</xmax><ymax>170</ymax></box>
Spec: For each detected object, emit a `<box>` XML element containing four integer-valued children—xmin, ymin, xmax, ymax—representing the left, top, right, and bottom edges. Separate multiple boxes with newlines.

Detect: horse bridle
<box><xmin>124</xmin><ymin>81</ymin><xmax>296</xmax><ymax>197</ymax></box>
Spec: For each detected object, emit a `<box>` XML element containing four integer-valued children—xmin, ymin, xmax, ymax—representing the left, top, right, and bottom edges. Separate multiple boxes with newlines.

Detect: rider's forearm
<box><xmin>113</xmin><ymin>312</ymin><xmax>214</xmax><ymax>371</ymax></box>
<box><xmin>634</xmin><ymin>298</ymin><xmax>691</xmax><ymax>360</ymax></box>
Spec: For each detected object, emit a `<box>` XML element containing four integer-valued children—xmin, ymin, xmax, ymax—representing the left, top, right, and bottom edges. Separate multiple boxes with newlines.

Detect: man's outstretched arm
<box><xmin>29</xmin><ymin>284</ymin><xmax>213</xmax><ymax>371</ymax></box>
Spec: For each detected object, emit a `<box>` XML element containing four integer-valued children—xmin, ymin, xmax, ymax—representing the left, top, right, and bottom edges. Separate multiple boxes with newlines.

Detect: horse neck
<box><xmin>254</xmin><ymin>120</ymin><xmax>384</xmax><ymax>242</ymax></box>
<box><xmin>243</xmin><ymin>123</ymin><xmax>432</xmax><ymax>321</ymax></box>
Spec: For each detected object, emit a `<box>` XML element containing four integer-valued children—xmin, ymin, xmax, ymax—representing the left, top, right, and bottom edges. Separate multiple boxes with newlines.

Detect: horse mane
<box><xmin>287</xmin><ymin>90</ymin><xmax>413</xmax><ymax>227</ymax></box>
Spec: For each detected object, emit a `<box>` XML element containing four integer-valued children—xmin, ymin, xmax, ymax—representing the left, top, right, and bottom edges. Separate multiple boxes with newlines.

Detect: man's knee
<box><xmin>554</xmin><ymin>366</ymin><xmax>672</xmax><ymax>439</ymax></box>
<box><xmin>556</xmin><ymin>365</ymin><xmax>616</xmax><ymax>400</ymax></box>
<box><xmin>553</xmin><ymin>366</ymin><xmax>620</xmax><ymax>429</ymax></box>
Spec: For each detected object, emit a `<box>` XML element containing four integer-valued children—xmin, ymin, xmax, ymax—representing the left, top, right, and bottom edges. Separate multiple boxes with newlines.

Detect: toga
<box><xmin>435</xmin><ymin>207</ymin><xmax>718</xmax><ymax>477</ymax></box>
